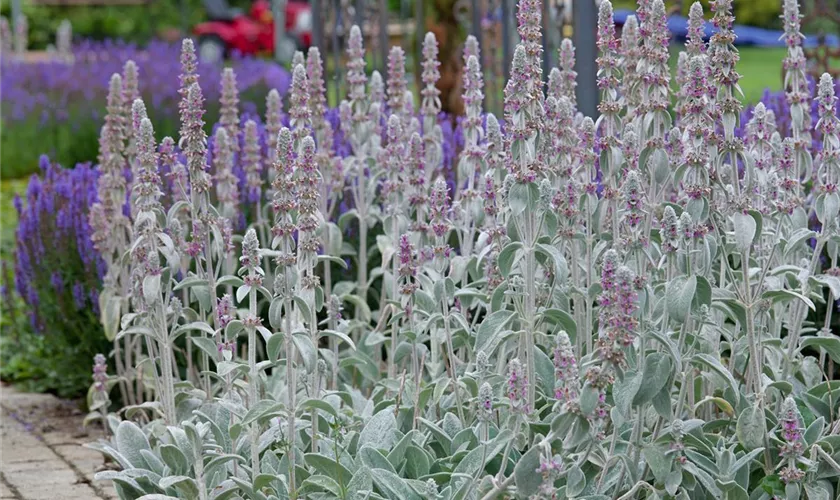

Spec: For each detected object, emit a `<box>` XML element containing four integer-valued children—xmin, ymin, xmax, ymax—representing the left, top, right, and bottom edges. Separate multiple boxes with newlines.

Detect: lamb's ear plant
<box><xmin>85</xmin><ymin>0</ymin><xmax>840</xmax><ymax>498</ymax></box>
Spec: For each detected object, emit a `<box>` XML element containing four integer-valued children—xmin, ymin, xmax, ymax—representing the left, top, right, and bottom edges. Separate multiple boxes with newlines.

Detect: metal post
<box><xmin>415</xmin><ymin>0</ymin><xmax>424</xmax><ymax>93</ymax></box>
<box><xmin>355</xmin><ymin>0</ymin><xmax>364</xmax><ymax>28</ymax></box>
<box><xmin>11</xmin><ymin>0</ymin><xmax>22</xmax><ymax>38</ymax></box>
<box><xmin>180</xmin><ymin>0</ymin><xmax>188</xmax><ymax>36</ymax></box>
<box><xmin>572</xmin><ymin>0</ymin><xmax>598</xmax><ymax>118</ymax></box>
<box><xmin>541</xmin><ymin>0</ymin><xmax>550</xmax><ymax>75</ymax></box>
<box><xmin>378</xmin><ymin>0</ymin><xmax>388</xmax><ymax>72</ymax></box>
<box><xmin>274</xmin><ymin>0</ymin><xmax>287</xmax><ymax>62</ymax></box>
<box><xmin>332</xmin><ymin>0</ymin><xmax>343</xmax><ymax>104</ymax></box>
<box><xmin>470</xmin><ymin>0</ymin><xmax>483</xmax><ymax>52</ymax></box>
<box><xmin>501</xmin><ymin>0</ymin><xmax>513</xmax><ymax>81</ymax></box>
<box><xmin>312</xmin><ymin>0</ymin><xmax>323</xmax><ymax>51</ymax></box>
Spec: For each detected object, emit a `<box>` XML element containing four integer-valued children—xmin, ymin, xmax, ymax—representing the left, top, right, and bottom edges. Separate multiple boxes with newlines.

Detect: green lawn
<box><xmin>670</xmin><ymin>46</ymin><xmax>787</xmax><ymax>104</ymax></box>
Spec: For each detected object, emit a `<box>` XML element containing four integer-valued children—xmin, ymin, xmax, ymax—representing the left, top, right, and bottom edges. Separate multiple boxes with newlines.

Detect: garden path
<box><xmin>0</xmin><ymin>385</ymin><xmax>116</xmax><ymax>500</ymax></box>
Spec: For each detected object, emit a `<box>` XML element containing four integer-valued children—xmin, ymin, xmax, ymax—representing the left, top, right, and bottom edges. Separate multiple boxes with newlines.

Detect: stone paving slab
<box><xmin>0</xmin><ymin>385</ymin><xmax>117</xmax><ymax>500</ymax></box>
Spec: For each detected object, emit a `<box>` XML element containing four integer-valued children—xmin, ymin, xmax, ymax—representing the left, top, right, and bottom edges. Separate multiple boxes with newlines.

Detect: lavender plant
<box><xmin>13</xmin><ymin>0</ymin><xmax>834</xmax><ymax>498</ymax></box>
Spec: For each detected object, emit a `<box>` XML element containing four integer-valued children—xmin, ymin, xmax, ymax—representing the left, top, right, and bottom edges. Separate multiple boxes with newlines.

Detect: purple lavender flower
<box><xmin>477</xmin><ymin>382</ymin><xmax>494</xmax><ymax>421</ymax></box>
<box><xmin>778</xmin><ymin>396</ymin><xmax>805</xmax><ymax>483</ymax></box>
<box><xmin>92</xmin><ymin>353</ymin><xmax>108</xmax><ymax>393</ymax></box>
<box><xmin>553</xmin><ymin>330</ymin><xmax>579</xmax><ymax>402</ymax></box>
<box><xmin>289</xmin><ymin>64</ymin><xmax>311</xmax><ymax>149</ymax></box>
<box><xmin>507</xmin><ymin>358</ymin><xmax>530</xmax><ymax>415</ymax></box>
<box><xmin>242</xmin><ymin>120</ymin><xmax>262</xmax><ymax>204</ymax></box>
<box><xmin>387</xmin><ymin>46</ymin><xmax>408</xmax><ymax>120</ymax></box>
<box><xmin>216</xmin><ymin>294</ymin><xmax>235</xmax><ymax>329</ymax></box>
<box><xmin>219</xmin><ymin>67</ymin><xmax>241</xmax><ymax>153</ymax></box>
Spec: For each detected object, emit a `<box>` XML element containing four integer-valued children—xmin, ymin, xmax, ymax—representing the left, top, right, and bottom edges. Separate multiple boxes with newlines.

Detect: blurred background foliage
<box><xmin>6</xmin><ymin>0</ymin><xmax>831</xmax><ymax>51</ymax></box>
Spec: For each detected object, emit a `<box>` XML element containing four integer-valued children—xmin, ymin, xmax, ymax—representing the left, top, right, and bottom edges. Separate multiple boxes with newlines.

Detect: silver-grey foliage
<box><xmin>85</xmin><ymin>0</ymin><xmax>840</xmax><ymax>498</ymax></box>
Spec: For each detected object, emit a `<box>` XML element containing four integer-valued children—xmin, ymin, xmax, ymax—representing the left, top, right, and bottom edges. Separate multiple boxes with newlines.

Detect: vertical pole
<box><xmin>274</xmin><ymin>0</ymin><xmax>287</xmax><ymax>62</ymax></box>
<box><xmin>355</xmin><ymin>0</ymin><xmax>364</xmax><ymax>28</ymax></box>
<box><xmin>378</xmin><ymin>0</ymin><xmax>388</xmax><ymax>72</ymax></box>
<box><xmin>470</xmin><ymin>0</ymin><xmax>485</xmax><ymax>108</ymax></box>
<box><xmin>415</xmin><ymin>0</ymin><xmax>424</xmax><ymax>95</ymax></box>
<box><xmin>180</xmin><ymin>0</ymin><xmax>189</xmax><ymax>36</ymax></box>
<box><xmin>541</xmin><ymin>0</ymin><xmax>550</xmax><ymax>75</ymax></box>
<box><xmin>312</xmin><ymin>0</ymin><xmax>323</xmax><ymax>51</ymax></box>
<box><xmin>333</xmin><ymin>0</ymin><xmax>343</xmax><ymax>104</ymax></box>
<box><xmin>573</xmin><ymin>0</ymin><xmax>598</xmax><ymax>118</ymax></box>
<box><xmin>470</xmin><ymin>0</ymin><xmax>483</xmax><ymax>50</ymax></box>
<box><xmin>501</xmin><ymin>0</ymin><xmax>513</xmax><ymax>81</ymax></box>
<box><xmin>11</xmin><ymin>0</ymin><xmax>21</xmax><ymax>41</ymax></box>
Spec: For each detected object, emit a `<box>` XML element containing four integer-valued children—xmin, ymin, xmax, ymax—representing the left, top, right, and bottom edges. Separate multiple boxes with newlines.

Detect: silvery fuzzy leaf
<box><xmin>650</xmin><ymin>148</ymin><xmax>669</xmax><ymax>185</ymax></box>
<box><xmin>666</xmin><ymin>275</ymin><xmax>696</xmax><ymax>323</ymax></box>
<box><xmin>541</xmin><ymin>309</ymin><xmax>577</xmax><ymax>339</ymax></box>
<box><xmin>123</xmin><ymin>401</ymin><xmax>164</xmax><ymax>421</ymax></box>
<box><xmin>300</xmin><ymin>475</ymin><xmax>343</xmax><ymax>497</ymax></box>
<box><xmin>359</xmin><ymin>446</ymin><xmax>394</xmax><ymax>473</ymax></box>
<box><xmin>535</xmin><ymin>242</ymin><xmax>568</xmax><ymax>283</ymax></box>
<box><xmin>633</xmin><ymin>353</ymin><xmax>672</xmax><ymax>407</ymax></box>
<box><xmin>613</xmin><ymin>371</ymin><xmax>641</xmax><ymax>418</ymax></box>
<box><xmin>404</xmin><ymin>446</ymin><xmax>431</xmax><ymax>479</ymax></box>
<box><xmin>784</xmin><ymin>228</ymin><xmax>817</xmax><ymax>259</ymax></box>
<box><xmin>786</xmin><ymin>482</ymin><xmax>801</xmax><ymax>500</ymax></box>
<box><xmin>681</xmin><ymin>461</ymin><xmax>721</xmax><ymax>497</ymax></box>
<box><xmin>171</xmin><ymin>278</ymin><xmax>206</xmax><ymax>299</ymax></box>
<box><xmin>579</xmin><ymin>384</ymin><xmax>600</xmax><ymax>417</ymax></box>
<box><xmin>359</xmin><ymin>408</ymin><xmax>398</xmax><ymax>451</ymax></box>
<box><xmin>508</xmin><ymin>182</ymin><xmax>538</xmax><ymax>216</ymax></box>
<box><xmin>101</xmin><ymin>293</ymin><xmax>122</xmax><ymax>342</ymax></box>
<box><xmin>474</xmin><ymin>310</ymin><xmax>515</xmax><ymax>354</ymax></box>
<box><xmin>192</xmin><ymin>284</ymin><xmax>212</xmax><ymax>311</ymax></box>
<box><xmin>305</xmin><ymin>452</ymin><xmax>354</xmax><ymax>483</ymax></box>
<box><xmin>386</xmin><ymin>431</ymin><xmax>415</xmax><ymax>469</ymax></box>
<box><xmin>497</xmin><ymin>241</ymin><xmax>523</xmax><ymax>278</ymax></box>
<box><xmin>732</xmin><ymin>212</ymin><xmax>756</xmax><ymax>253</ymax></box>
<box><xmin>817</xmin><ymin>192</ymin><xmax>840</xmax><ymax>225</ymax></box>
<box><xmin>346</xmin><ymin>466</ymin><xmax>373</xmax><ymax>500</ymax></box>
<box><xmin>86</xmin><ymin>441</ymin><xmax>134</xmax><ymax>470</ymax></box>
<box><xmin>116</xmin><ymin>420</ymin><xmax>152</xmax><ymax>469</ymax></box>
<box><xmin>665</xmin><ymin>469</ymin><xmax>682</xmax><ymax>496</ymax></box>
<box><xmin>158</xmin><ymin>476</ymin><xmax>198</xmax><ymax>498</ymax></box>
<box><xmin>686</xmin><ymin>197</ymin><xmax>708</xmax><ymax>224</ymax></box>
<box><xmin>762</xmin><ymin>289</ymin><xmax>815</xmax><ymax>311</ymax></box>
<box><xmin>565</xmin><ymin>465</ymin><xmax>586</xmax><ymax>497</ymax></box>
<box><xmin>513</xmin><ymin>445</ymin><xmax>542</xmax><ymax>497</ymax></box>
<box><xmin>216</xmin><ymin>361</ymin><xmax>247</xmax><ymax>378</ymax></box>
<box><xmin>418</xmin><ymin>417</ymin><xmax>451</xmax><ymax>451</ymax></box>
<box><xmin>292</xmin><ymin>332</ymin><xmax>317</xmax><ymax>372</ymax></box>
<box><xmin>804</xmin><ymin>417</ymin><xmax>825</xmax><ymax>446</ymax></box>
<box><xmin>643</xmin><ymin>445</ymin><xmax>671</xmax><ymax>483</ymax></box>
<box><xmin>801</xmin><ymin>337</ymin><xmax>840</xmax><ymax>364</ymax></box>
<box><xmin>94</xmin><ymin>470</ymin><xmax>146</xmax><ymax>497</ymax></box>
<box><xmin>735</xmin><ymin>403</ymin><xmax>765</xmax><ymax>451</ymax></box>
<box><xmin>159</xmin><ymin>444</ymin><xmax>189</xmax><ymax>476</ymax></box>
<box><xmin>320</xmin><ymin>329</ymin><xmax>356</xmax><ymax>351</ymax></box>
<box><xmin>370</xmin><ymin>468</ymin><xmax>421</xmax><ymax>500</ymax></box>
<box><xmin>813</xmin><ymin>274</ymin><xmax>840</xmax><ymax>298</ymax></box>
<box><xmin>691</xmin><ymin>354</ymin><xmax>739</xmax><ymax>405</ymax></box>
<box><xmin>441</xmin><ymin>412</ymin><xmax>462</xmax><ymax>438</ymax></box>
<box><xmin>804</xmin><ymin>483</ymin><xmax>831</xmax><ymax>500</ymax></box>
<box><xmin>534</xmin><ymin>346</ymin><xmax>556</xmax><ymax>396</ymax></box>
<box><xmin>452</xmin><ymin>429</ymin><xmax>510</xmax><ymax>477</ymax></box>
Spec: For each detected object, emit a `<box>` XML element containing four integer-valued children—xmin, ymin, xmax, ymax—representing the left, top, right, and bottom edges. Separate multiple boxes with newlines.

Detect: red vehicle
<box><xmin>194</xmin><ymin>0</ymin><xmax>312</xmax><ymax>63</ymax></box>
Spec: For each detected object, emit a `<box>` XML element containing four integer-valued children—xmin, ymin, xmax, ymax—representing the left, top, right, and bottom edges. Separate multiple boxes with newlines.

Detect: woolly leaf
<box><xmin>736</xmin><ymin>402</ymin><xmax>766</xmax><ymax>451</ymax></box>
<box><xmin>359</xmin><ymin>408</ymin><xmax>397</xmax><ymax>451</ymax></box>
